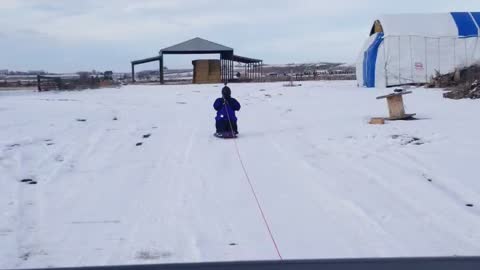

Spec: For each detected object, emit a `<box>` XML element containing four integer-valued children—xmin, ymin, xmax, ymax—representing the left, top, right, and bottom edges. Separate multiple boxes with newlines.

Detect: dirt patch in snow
<box><xmin>391</xmin><ymin>135</ymin><xmax>425</xmax><ymax>146</ymax></box>
<box><xmin>135</xmin><ymin>250</ymin><xmax>172</xmax><ymax>260</ymax></box>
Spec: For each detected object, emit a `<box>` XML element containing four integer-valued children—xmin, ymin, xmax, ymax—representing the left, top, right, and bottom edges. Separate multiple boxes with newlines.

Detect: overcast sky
<box><xmin>1</xmin><ymin>0</ymin><xmax>480</xmax><ymax>72</ymax></box>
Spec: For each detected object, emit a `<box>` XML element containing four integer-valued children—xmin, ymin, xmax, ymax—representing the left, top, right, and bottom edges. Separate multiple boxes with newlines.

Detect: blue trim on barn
<box><xmin>451</xmin><ymin>12</ymin><xmax>479</xmax><ymax>37</ymax></box>
<box><xmin>471</xmin><ymin>12</ymin><xmax>480</xmax><ymax>28</ymax></box>
<box><xmin>363</xmin><ymin>33</ymin><xmax>384</xmax><ymax>88</ymax></box>
<box><xmin>363</xmin><ymin>51</ymin><xmax>368</xmax><ymax>87</ymax></box>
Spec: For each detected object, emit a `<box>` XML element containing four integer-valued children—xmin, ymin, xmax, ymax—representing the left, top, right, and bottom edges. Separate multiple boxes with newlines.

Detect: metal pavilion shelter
<box><xmin>131</xmin><ymin>37</ymin><xmax>263</xmax><ymax>84</ymax></box>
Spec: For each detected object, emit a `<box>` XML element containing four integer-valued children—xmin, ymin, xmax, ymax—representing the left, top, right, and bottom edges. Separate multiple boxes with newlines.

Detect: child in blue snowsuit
<box><xmin>214</xmin><ymin>85</ymin><xmax>241</xmax><ymax>136</ymax></box>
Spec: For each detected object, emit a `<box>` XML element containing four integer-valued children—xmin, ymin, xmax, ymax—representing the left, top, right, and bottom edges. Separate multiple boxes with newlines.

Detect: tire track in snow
<box><xmin>329</xmin><ymin>135</ymin><xmax>480</xmax><ymax>217</ymax></box>
<box><xmin>264</xmin><ymin>133</ymin><xmax>409</xmax><ymax>257</ymax></box>
<box><xmin>273</xmin><ymin>130</ymin><xmax>480</xmax><ymax>255</ymax></box>
<box><xmin>10</xmin><ymin>148</ymin><xmax>47</xmax><ymax>268</ymax></box>
<box><xmin>103</xmin><ymin>121</ymin><xmax>203</xmax><ymax>264</ymax></box>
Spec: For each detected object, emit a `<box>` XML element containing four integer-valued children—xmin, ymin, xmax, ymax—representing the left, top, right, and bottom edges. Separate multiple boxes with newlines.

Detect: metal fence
<box><xmin>261</xmin><ymin>74</ymin><xmax>356</xmax><ymax>83</ymax></box>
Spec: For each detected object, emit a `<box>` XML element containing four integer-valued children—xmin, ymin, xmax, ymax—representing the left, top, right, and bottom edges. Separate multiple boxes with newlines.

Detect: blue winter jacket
<box><xmin>213</xmin><ymin>97</ymin><xmax>241</xmax><ymax>122</ymax></box>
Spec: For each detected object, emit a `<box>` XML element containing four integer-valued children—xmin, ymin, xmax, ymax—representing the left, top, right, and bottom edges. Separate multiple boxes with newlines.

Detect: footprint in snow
<box><xmin>20</xmin><ymin>179</ymin><xmax>38</xmax><ymax>185</ymax></box>
<box><xmin>19</xmin><ymin>252</ymin><xmax>31</xmax><ymax>261</ymax></box>
<box><xmin>422</xmin><ymin>174</ymin><xmax>433</xmax><ymax>182</ymax></box>
<box><xmin>143</xmin><ymin>134</ymin><xmax>151</xmax><ymax>139</ymax></box>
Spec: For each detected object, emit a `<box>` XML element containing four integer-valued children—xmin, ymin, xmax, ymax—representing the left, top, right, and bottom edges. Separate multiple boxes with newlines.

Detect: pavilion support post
<box><xmin>131</xmin><ymin>64</ymin><xmax>135</xmax><ymax>83</ymax></box>
<box><xmin>260</xmin><ymin>62</ymin><xmax>263</xmax><ymax>81</ymax></box>
<box><xmin>244</xmin><ymin>64</ymin><xmax>247</xmax><ymax>80</ymax></box>
<box><xmin>37</xmin><ymin>75</ymin><xmax>41</xmax><ymax>91</ymax></box>
<box><xmin>225</xmin><ymin>59</ymin><xmax>228</xmax><ymax>83</ymax></box>
<box><xmin>159</xmin><ymin>55</ymin><xmax>164</xmax><ymax>84</ymax></box>
<box><xmin>262</xmin><ymin>61</ymin><xmax>264</xmax><ymax>80</ymax></box>
<box><xmin>229</xmin><ymin>60</ymin><xmax>232</xmax><ymax>81</ymax></box>
<box><xmin>259</xmin><ymin>63</ymin><xmax>262</xmax><ymax>80</ymax></box>
<box><xmin>253</xmin><ymin>64</ymin><xmax>255</xmax><ymax>80</ymax></box>
<box><xmin>252</xmin><ymin>64</ymin><xmax>254</xmax><ymax>80</ymax></box>
<box><xmin>224</xmin><ymin>59</ymin><xmax>227</xmax><ymax>83</ymax></box>
<box><xmin>223</xmin><ymin>59</ymin><xmax>226</xmax><ymax>83</ymax></box>
<box><xmin>230</xmin><ymin>60</ymin><xmax>233</xmax><ymax>80</ymax></box>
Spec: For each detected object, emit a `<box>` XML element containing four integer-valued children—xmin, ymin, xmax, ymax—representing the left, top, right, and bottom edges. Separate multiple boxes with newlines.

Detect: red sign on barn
<box><xmin>415</xmin><ymin>62</ymin><xmax>424</xmax><ymax>71</ymax></box>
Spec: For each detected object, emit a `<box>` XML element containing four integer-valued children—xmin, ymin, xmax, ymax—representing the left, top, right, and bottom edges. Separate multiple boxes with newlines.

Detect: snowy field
<box><xmin>1</xmin><ymin>81</ymin><xmax>480</xmax><ymax>269</ymax></box>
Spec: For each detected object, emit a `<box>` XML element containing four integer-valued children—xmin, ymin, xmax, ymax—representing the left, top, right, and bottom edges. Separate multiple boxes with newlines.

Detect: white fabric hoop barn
<box><xmin>357</xmin><ymin>12</ymin><xmax>480</xmax><ymax>88</ymax></box>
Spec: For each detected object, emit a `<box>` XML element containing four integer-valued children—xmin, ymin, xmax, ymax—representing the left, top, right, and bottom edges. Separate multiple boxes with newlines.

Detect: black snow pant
<box><xmin>216</xmin><ymin>120</ymin><xmax>238</xmax><ymax>134</ymax></box>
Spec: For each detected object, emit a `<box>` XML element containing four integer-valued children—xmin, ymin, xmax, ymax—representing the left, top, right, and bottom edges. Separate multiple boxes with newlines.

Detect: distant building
<box><xmin>104</xmin><ymin>71</ymin><xmax>113</xmax><ymax>80</ymax></box>
<box><xmin>0</xmin><ymin>69</ymin><xmax>8</xmax><ymax>75</ymax></box>
<box><xmin>316</xmin><ymin>70</ymin><xmax>329</xmax><ymax>75</ymax></box>
<box><xmin>27</xmin><ymin>70</ymin><xmax>45</xmax><ymax>75</ymax></box>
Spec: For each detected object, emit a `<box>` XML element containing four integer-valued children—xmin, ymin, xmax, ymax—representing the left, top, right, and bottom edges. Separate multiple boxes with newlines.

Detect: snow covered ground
<box><xmin>1</xmin><ymin>81</ymin><xmax>480</xmax><ymax>269</ymax></box>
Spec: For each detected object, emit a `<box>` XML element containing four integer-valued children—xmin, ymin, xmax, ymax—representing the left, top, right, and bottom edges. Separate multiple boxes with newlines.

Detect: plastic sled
<box><xmin>214</xmin><ymin>132</ymin><xmax>238</xmax><ymax>139</ymax></box>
